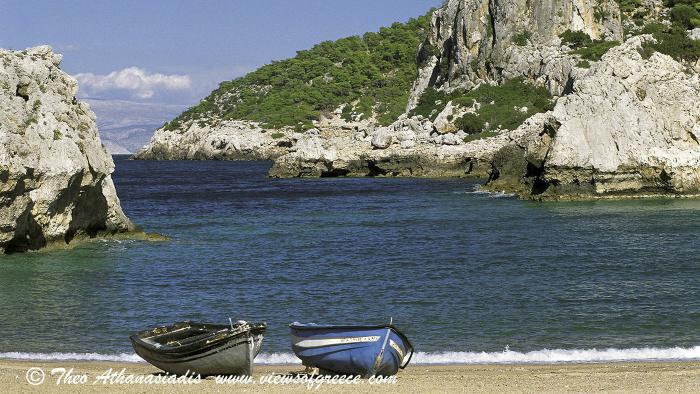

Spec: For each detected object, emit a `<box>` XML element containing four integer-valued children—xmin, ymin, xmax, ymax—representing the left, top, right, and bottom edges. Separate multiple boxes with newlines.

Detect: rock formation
<box><xmin>135</xmin><ymin>120</ymin><xmax>287</xmax><ymax>160</ymax></box>
<box><xmin>138</xmin><ymin>0</ymin><xmax>619</xmax><ymax>175</ymax></box>
<box><xmin>0</xmin><ymin>46</ymin><xmax>137</xmax><ymax>253</ymax></box>
<box><xmin>137</xmin><ymin>0</ymin><xmax>700</xmax><ymax>200</ymax></box>
<box><xmin>267</xmin><ymin>115</ymin><xmax>520</xmax><ymax>178</ymax></box>
<box><xmin>485</xmin><ymin>36</ymin><xmax>700</xmax><ymax>199</ymax></box>
<box><xmin>408</xmin><ymin>0</ymin><xmax>623</xmax><ymax>109</ymax></box>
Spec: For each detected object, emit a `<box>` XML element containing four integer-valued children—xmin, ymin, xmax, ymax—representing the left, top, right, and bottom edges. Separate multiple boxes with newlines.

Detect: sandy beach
<box><xmin>2</xmin><ymin>360</ymin><xmax>700</xmax><ymax>393</ymax></box>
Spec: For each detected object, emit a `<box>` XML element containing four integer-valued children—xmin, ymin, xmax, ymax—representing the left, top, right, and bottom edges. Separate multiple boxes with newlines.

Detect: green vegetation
<box><xmin>669</xmin><ymin>4</ymin><xmax>700</xmax><ymax>28</ymax></box>
<box><xmin>559</xmin><ymin>30</ymin><xmax>619</xmax><ymax>61</ymax></box>
<box><xmin>615</xmin><ymin>0</ymin><xmax>643</xmax><ymax>14</ymax></box>
<box><xmin>634</xmin><ymin>2</ymin><xmax>700</xmax><ymax>63</ymax></box>
<box><xmin>455</xmin><ymin>113</ymin><xmax>483</xmax><ymax>134</ymax></box>
<box><xmin>23</xmin><ymin>115</ymin><xmax>37</xmax><ymax>129</ymax></box>
<box><xmin>161</xmin><ymin>0</ymin><xmax>700</xmax><ymax>139</ymax></box>
<box><xmin>53</xmin><ymin>130</ymin><xmax>62</xmax><ymax>140</ymax></box>
<box><xmin>594</xmin><ymin>5</ymin><xmax>611</xmax><ymax>22</ymax></box>
<box><xmin>410</xmin><ymin>88</ymin><xmax>450</xmax><ymax>120</ymax></box>
<box><xmin>451</xmin><ymin>79</ymin><xmax>554</xmax><ymax>134</ymax></box>
<box><xmin>513</xmin><ymin>30</ymin><xmax>532</xmax><ymax>46</ymax></box>
<box><xmin>615</xmin><ymin>0</ymin><xmax>650</xmax><ymax>34</ymax></box>
<box><xmin>559</xmin><ymin>30</ymin><xmax>592</xmax><ymax>48</ymax></box>
<box><xmin>462</xmin><ymin>131</ymin><xmax>500</xmax><ymax>143</ymax></box>
<box><xmin>165</xmin><ymin>11</ymin><xmax>433</xmax><ymax>132</ymax></box>
<box><xmin>411</xmin><ymin>79</ymin><xmax>554</xmax><ymax>135</ymax></box>
<box><xmin>641</xmin><ymin>24</ymin><xmax>700</xmax><ymax>62</ymax></box>
<box><xmin>573</xmin><ymin>40</ymin><xmax>621</xmax><ymax>61</ymax></box>
<box><xmin>617</xmin><ymin>0</ymin><xmax>700</xmax><ymax>34</ymax></box>
<box><xmin>270</xmin><ymin>132</ymin><xmax>285</xmax><ymax>139</ymax></box>
<box><xmin>664</xmin><ymin>0</ymin><xmax>700</xmax><ymax>12</ymax></box>
<box><xmin>340</xmin><ymin>96</ymin><xmax>374</xmax><ymax>122</ymax></box>
<box><xmin>639</xmin><ymin>22</ymin><xmax>667</xmax><ymax>35</ymax></box>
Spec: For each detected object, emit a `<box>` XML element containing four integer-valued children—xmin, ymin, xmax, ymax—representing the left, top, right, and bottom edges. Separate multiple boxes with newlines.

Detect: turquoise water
<box><xmin>1</xmin><ymin>156</ymin><xmax>699</xmax><ymax>363</ymax></box>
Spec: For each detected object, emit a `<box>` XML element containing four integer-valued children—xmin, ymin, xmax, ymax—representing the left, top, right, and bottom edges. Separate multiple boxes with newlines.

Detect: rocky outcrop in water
<box><xmin>485</xmin><ymin>36</ymin><xmax>700</xmax><ymax>199</ymax></box>
<box><xmin>137</xmin><ymin>0</ymin><xmax>700</xmax><ymax>200</ymax></box>
<box><xmin>0</xmin><ymin>46</ymin><xmax>137</xmax><ymax>253</ymax></box>
<box><xmin>268</xmin><ymin>116</ymin><xmax>511</xmax><ymax>178</ymax></box>
<box><xmin>139</xmin><ymin>0</ymin><xmax>620</xmax><ymax>176</ymax></box>
<box><xmin>134</xmin><ymin>120</ymin><xmax>287</xmax><ymax>160</ymax></box>
<box><xmin>136</xmin><ymin>100</ymin><xmax>512</xmax><ymax>177</ymax></box>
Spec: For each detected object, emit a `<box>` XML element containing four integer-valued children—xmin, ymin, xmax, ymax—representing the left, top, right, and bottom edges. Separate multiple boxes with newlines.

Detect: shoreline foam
<box><xmin>4</xmin><ymin>345</ymin><xmax>699</xmax><ymax>365</ymax></box>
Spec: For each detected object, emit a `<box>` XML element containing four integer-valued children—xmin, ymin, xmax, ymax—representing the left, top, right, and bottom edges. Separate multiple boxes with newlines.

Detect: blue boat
<box><xmin>289</xmin><ymin>321</ymin><xmax>414</xmax><ymax>377</ymax></box>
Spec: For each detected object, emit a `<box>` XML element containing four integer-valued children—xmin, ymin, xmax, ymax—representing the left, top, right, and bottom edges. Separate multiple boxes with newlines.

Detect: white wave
<box><xmin>411</xmin><ymin>346</ymin><xmax>700</xmax><ymax>364</ymax></box>
<box><xmin>0</xmin><ymin>352</ymin><xmax>143</xmax><ymax>363</ymax></box>
<box><xmin>3</xmin><ymin>346</ymin><xmax>699</xmax><ymax>365</ymax></box>
<box><xmin>487</xmin><ymin>191</ymin><xmax>516</xmax><ymax>199</ymax></box>
<box><xmin>255</xmin><ymin>353</ymin><xmax>302</xmax><ymax>364</ymax></box>
<box><xmin>461</xmin><ymin>185</ymin><xmax>515</xmax><ymax>198</ymax></box>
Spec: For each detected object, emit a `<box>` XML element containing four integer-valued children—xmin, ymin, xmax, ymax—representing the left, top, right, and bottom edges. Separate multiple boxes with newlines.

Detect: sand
<box><xmin>2</xmin><ymin>360</ymin><xmax>700</xmax><ymax>393</ymax></box>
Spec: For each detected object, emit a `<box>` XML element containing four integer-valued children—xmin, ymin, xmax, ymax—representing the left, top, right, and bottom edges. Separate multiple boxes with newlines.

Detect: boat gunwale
<box><xmin>130</xmin><ymin>321</ymin><xmax>266</xmax><ymax>356</ymax></box>
<box><xmin>289</xmin><ymin>323</ymin><xmax>414</xmax><ymax>369</ymax></box>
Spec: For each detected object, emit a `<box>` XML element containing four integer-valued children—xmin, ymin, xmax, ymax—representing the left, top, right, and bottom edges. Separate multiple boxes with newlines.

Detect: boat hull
<box><xmin>130</xmin><ymin>321</ymin><xmax>265</xmax><ymax>377</ymax></box>
<box><xmin>290</xmin><ymin>323</ymin><xmax>413</xmax><ymax>377</ymax></box>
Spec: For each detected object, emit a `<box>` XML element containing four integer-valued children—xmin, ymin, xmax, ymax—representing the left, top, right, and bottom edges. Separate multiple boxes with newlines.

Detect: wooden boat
<box><xmin>130</xmin><ymin>320</ymin><xmax>266</xmax><ymax>376</ymax></box>
<box><xmin>290</xmin><ymin>321</ymin><xmax>413</xmax><ymax>377</ymax></box>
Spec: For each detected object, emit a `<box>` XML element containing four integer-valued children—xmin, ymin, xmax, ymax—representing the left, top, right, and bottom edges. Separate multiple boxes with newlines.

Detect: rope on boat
<box><xmin>371</xmin><ymin>318</ymin><xmax>393</xmax><ymax>376</ymax></box>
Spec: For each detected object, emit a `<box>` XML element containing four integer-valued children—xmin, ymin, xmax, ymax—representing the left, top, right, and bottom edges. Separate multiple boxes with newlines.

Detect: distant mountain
<box><xmin>84</xmin><ymin>99</ymin><xmax>187</xmax><ymax>154</ymax></box>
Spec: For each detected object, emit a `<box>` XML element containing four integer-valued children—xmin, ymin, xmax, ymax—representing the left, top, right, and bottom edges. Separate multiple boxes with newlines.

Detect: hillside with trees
<box><xmin>164</xmin><ymin>11</ymin><xmax>433</xmax><ymax>132</ymax></box>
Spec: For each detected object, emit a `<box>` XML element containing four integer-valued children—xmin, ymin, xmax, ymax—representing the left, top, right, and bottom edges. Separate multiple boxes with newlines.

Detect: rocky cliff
<box><xmin>137</xmin><ymin>0</ymin><xmax>700</xmax><ymax>199</ymax></box>
<box><xmin>0</xmin><ymin>46</ymin><xmax>137</xmax><ymax>253</ymax></box>
<box><xmin>486</xmin><ymin>35</ymin><xmax>700</xmax><ymax>199</ymax></box>
<box><xmin>408</xmin><ymin>0</ymin><xmax>623</xmax><ymax>108</ymax></box>
<box><xmin>137</xmin><ymin>0</ymin><xmax>619</xmax><ymax>171</ymax></box>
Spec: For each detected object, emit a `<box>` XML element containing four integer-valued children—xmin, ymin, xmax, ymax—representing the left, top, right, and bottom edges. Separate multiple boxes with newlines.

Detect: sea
<box><xmin>1</xmin><ymin>156</ymin><xmax>699</xmax><ymax>365</ymax></box>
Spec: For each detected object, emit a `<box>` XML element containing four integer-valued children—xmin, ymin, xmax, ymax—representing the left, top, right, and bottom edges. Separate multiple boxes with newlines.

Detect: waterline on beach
<box><xmin>4</xmin><ymin>345</ymin><xmax>700</xmax><ymax>365</ymax></box>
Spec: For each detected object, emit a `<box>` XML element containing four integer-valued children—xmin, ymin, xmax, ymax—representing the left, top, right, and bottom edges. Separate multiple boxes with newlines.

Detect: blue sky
<box><xmin>2</xmin><ymin>0</ymin><xmax>441</xmax><ymax>104</ymax></box>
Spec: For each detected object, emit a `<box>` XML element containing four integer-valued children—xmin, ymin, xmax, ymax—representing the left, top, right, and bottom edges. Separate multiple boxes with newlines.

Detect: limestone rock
<box><xmin>269</xmin><ymin>115</ymin><xmax>513</xmax><ymax>178</ymax></box>
<box><xmin>641</xmin><ymin>0</ymin><xmax>666</xmax><ymax>20</ymax></box>
<box><xmin>690</xmin><ymin>28</ymin><xmax>700</xmax><ymax>41</ymax></box>
<box><xmin>500</xmin><ymin>44</ymin><xmax>587</xmax><ymax>96</ymax></box>
<box><xmin>292</xmin><ymin>135</ymin><xmax>337</xmax><ymax>162</ymax></box>
<box><xmin>0</xmin><ymin>46</ymin><xmax>136</xmax><ymax>252</ymax></box>
<box><xmin>269</xmin><ymin>131</ymin><xmax>350</xmax><ymax>178</ymax></box>
<box><xmin>434</xmin><ymin>101</ymin><xmax>474</xmax><ymax>134</ymax></box>
<box><xmin>485</xmin><ymin>36</ymin><xmax>700</xmax><ymax>199</ymax></box>
<box><xmin>136</xmin><ymin>0</ymin><xmax>700</xmax><ymax>203</ymax></box>
<box><xmin>371</xmin><ymin>128</ymin><xmax>393</xmax><ymax>149</ymax></box>
<box><xmin>134</xmin><ymin>120</ymin><xmax>289</xmax><ymax>160</ymax></box>
<box><xmin>408</xmin><ymin>0</ymin><xmax>623</xmax><ymax>109</ymax></box>
<box><xmin>442</xmin><ymin>133</ymin><xmax>462</xmax><ymax>146</ymax></box>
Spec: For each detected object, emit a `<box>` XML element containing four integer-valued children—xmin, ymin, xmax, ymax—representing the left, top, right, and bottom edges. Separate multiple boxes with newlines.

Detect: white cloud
<box><xmin>74</xmin><ymin>67</ymin><xmax>191</xmax><ymax>99</ymax></box>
